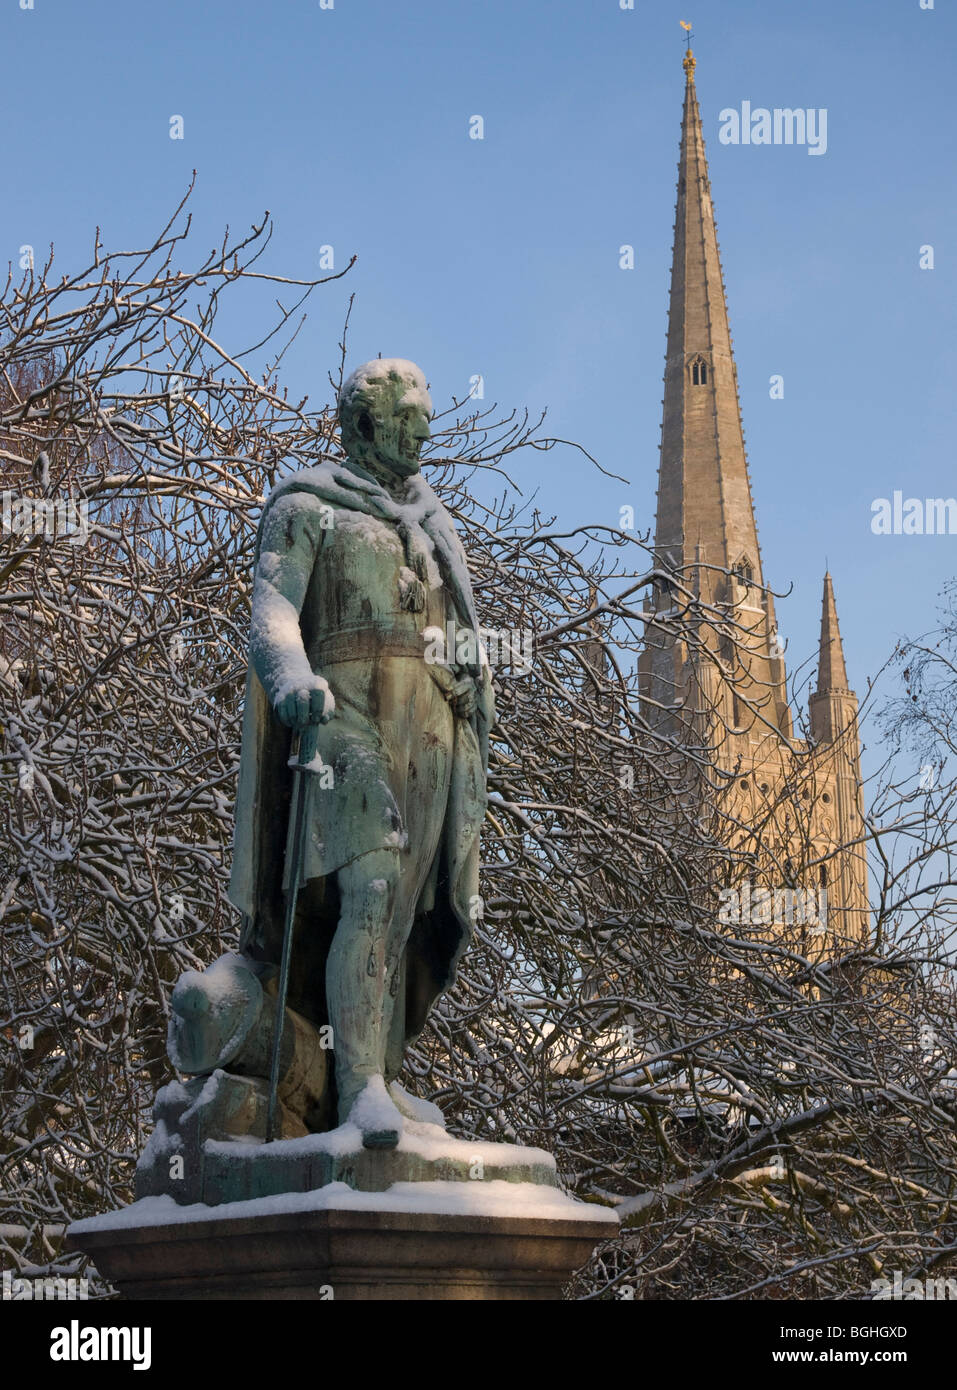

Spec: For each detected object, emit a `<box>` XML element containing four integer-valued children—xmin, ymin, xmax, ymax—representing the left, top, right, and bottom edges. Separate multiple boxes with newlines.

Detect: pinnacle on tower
<box><xmin>815</xmin><ymin>572</ymin><xmax>851</xmax><ymax>696</ymax></box>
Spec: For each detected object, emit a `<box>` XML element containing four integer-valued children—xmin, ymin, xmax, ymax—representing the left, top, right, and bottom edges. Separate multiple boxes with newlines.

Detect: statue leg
<box><xmin>380</xmin><ymin>882</ymin><xmax>421</xmax><ymax>1078</ymax></box>
<box><xmin>328</xmin><ymin>848</ymin><xmax>405</xmax><ymax>1145</ymax></box>
<box><xmin>380</xmin><ymin>732</ymin><xmax>453</xmax><ymax>1106</ymax></box>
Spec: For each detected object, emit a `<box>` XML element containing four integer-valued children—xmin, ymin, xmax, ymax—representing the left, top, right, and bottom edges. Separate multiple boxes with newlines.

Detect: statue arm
<box><xmin>250</xmin><ymin>494</ymin><xmax>334</xmax><ymax>728</ymax></box>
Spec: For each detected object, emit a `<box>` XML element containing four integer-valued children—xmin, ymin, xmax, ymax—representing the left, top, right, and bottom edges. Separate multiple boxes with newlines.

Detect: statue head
<box><xmin>338</xmin><ymin>359</ymin><xmax>432</xmax><ymax>482</ymax></box>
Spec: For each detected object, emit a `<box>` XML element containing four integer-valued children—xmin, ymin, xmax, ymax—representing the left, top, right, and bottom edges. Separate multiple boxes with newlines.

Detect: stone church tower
<box><xmin>637</xmin><ymin>48</ymin><xmax>870</xmax><ymax>948</ymax></box>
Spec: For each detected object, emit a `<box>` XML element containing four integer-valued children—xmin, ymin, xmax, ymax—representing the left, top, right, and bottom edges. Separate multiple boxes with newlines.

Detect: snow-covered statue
<box><xmin>144</xmin><ymin>361</ymin><xmax>493</xmax><ymax>1180</ymax></box>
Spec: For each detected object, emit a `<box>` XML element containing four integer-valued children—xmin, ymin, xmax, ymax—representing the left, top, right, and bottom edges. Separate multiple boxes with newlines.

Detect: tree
<box><xmin>1</xmin><ymin>194</ymin><xmax>954</xmax><ymax>1300</ymax></box>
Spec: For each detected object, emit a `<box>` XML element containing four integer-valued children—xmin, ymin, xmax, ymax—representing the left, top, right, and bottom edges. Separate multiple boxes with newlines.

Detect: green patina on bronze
<box><xmin>205</xmin><ymin>359</ymin><xmax>493</xmax><ymax>1146</ymax></box>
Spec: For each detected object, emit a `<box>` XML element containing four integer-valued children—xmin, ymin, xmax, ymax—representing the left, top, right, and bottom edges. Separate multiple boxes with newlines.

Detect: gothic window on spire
<box><xmin>690</xmin><ymin>355</ymin><xmax>709</xmax><ymax>386</ymax></box>
<box><xmin>733</xmin><ymin>556</ymin><xmax>754</xmax><ymax>588</ymax></box>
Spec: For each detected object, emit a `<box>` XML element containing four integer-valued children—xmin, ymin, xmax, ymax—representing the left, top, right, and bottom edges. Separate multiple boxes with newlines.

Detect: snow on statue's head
<box><xmin>338</xmin><ymin>358</ymin><xmax>433</xmax><ymax>481</ymax></box>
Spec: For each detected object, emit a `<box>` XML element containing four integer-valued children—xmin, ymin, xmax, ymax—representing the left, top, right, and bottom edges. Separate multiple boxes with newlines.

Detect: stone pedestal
<box><xmin>70</xmin><ymin>1079</ymin><xmax>618</xmax><ymax>1299</ymax></box>
<box><xmin>67</xmin><ymin>1194</ymin><xmax>615</xmax><ymax>1300</ymax></box>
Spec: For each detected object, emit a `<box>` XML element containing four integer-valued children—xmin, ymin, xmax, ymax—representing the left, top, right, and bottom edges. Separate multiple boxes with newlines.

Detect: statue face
<box><xmin>341</xmin><ymin>366</ymin><xmax>432</xmax><ymax>483</ymax></box>
<box><xmin>374</xmin><ymin>387</ymin><xmax>431</xmax><ymax>477</ymax></box>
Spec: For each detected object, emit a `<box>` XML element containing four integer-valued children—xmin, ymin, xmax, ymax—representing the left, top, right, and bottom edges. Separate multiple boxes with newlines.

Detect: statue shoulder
<box><xmin>259</xmin><ymin>487</ymin><xmax>336</xmax><ymax>557</ymax></box>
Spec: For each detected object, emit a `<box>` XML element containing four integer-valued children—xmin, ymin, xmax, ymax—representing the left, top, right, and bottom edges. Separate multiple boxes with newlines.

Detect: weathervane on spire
<box><xmin>680</xmin><ymin>20</ymin><xmax>696</xmax><ymax>79</ymax></box>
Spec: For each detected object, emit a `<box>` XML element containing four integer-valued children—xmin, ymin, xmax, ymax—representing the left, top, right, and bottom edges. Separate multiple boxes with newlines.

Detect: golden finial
<box><xmin>680</xmin><ymin>20</ymin><xmax>695</xmax><ymax>79</ymax></box>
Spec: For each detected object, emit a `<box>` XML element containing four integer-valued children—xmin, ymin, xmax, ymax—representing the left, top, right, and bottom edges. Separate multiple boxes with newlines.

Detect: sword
<box><xmin>265</xmin><ymin>720</ymin><xmax>321</xmax><ymax>1144</ymax></box>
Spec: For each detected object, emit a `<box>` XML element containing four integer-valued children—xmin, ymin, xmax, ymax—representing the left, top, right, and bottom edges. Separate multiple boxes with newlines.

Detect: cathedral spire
<box><xmin>815</xmin><ymin>572</ymin><xmax>850</xmax><ymax>695</ymax></box>
<box><xmin>640</xmin><ymin>46</ymin><xmax>869</xmax><ymax>946</ymax></box>
<box><xmin>654</xmin><ymin>42</ymin><xmax>763</xmax><ymax>601</ymax></box>
<box><xmin>641</xmin><ymin>47</ymin><xmax>791</xmax><ymax>740</ymax></box>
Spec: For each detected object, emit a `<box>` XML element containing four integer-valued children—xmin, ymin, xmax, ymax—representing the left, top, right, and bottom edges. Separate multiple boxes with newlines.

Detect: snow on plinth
<box><xmin>200</xmin><ymin>1115</ymin><xmax>558</xmax><ymax>1168</ymax></box>
<box><xmin>71</xmin><ymin>1178</ymin><xmax>617</xmax><ymax>1235</ymax></box>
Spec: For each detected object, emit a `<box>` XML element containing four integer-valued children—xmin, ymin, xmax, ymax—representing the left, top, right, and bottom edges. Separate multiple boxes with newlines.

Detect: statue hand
<box><xmin>452</xmin><ymin>682</ymin><xmax>476</xmax><ymax>720</ymax></box>
<box><xmin>274</xmin><ymin>676</ymin><xmax>335</xmax><ymax>729</ymax></box>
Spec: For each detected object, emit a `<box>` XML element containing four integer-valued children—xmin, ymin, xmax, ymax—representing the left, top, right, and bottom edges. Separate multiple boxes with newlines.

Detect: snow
<box><xmin>346</xmin><ymin>1074</ymin><xmax>402</xmax><ymax>1138</ymax></box>
<box><xmin>70</xmin><ymin>1179</ymin><xmax>617</xmax><ymax>1233</ymax></box>
<box><xmin>340</xmin><ymin>359</ymin><xmax>432</xmax><ymax>420</ymax></box>
<box><xmin>288</xmin><ymin>749</ymin><xmax>332</xmax><ymax>776</ymax></box>
<box><xmin>332</xmin><ymin>509</ymin><xmax>402</xmax><ymax>552</ymax></box>
<box><xmin>324</xmin><ymin>489</ymin><xmax>441</xmax><ymax>588</ymax></box>
<box><xmin>175</xmin><ymin>952</ymin><xmax>253</xmax><ymax>1009</ymax></box>
<box><xmin>389</xmin><ymin>1082</ymin><xmax>445</xmax><ymax>1128</ymax></box>
<box><xmin>250</xmin><ymin>576</ymin><xmax>334</xmax><ymax>709</ymax></box>
<box><xmin>199</xmin><ymin>1116</ymin><xmax>559</xmax><ymax>1169</ymax></box>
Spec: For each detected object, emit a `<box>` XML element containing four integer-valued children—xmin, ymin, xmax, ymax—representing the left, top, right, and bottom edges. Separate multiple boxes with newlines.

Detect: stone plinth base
<box><xmin>136</xmin><ymin>1083</ymin><xmax>561</xmax><ymax>1208</ymax></box>
<box><xmin>67</xmin><ymin>1187</ymin><xmax>616</xmax><ymax>1300</ymax></box>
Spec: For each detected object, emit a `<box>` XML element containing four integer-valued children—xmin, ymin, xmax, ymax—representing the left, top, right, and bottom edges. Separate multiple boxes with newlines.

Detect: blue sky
<box><xmin>3</xmin><ymin>0</ymin><xmax>955</xmax><ymax>781</ymax></box>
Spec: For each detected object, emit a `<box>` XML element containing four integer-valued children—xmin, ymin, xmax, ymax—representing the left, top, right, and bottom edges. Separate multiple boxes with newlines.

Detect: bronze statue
<box><xmin>174</xmin><ymin>359</ymin><xmax>492</xmax><ymax>1150</ymax></box>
